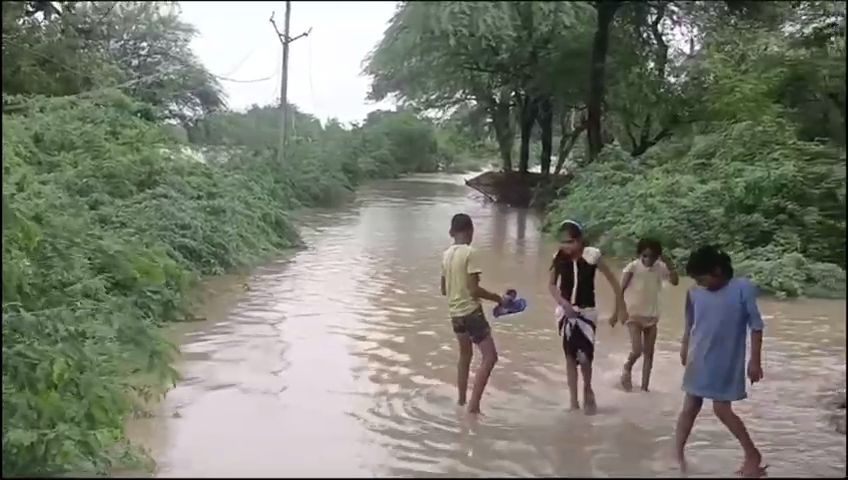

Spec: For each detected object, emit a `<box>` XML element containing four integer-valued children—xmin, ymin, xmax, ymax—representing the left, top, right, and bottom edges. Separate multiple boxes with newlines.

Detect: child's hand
<box><xmin>747</xmin><ymin>361</ymin><xmax>763</xmax><ymax>384</ymax></box>
<box><xmin>558</xmin><ymin>301</ymin><xmax>578</xmax><ymax>318</ymax></box>
<box><xmin>679</xmin><ymin>345</ymin><xmax>688</xmax><ymax>366</ymax></box>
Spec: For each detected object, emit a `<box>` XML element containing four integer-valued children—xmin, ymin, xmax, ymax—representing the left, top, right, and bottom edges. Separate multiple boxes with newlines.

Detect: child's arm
<box><xmin>660</xmin><ymin>254</ymin><xmax>680</xmax><ymax>286</ymax></box>
<box><xmin>440</xmin><ymin>256</ymin><xmax>447</xmax><ymax>296</ymax></box>
<box><xmin>681</xmin><ymin>289</ymin><xmax>694</xmax><ymax>365</ymax></box>
<box><xmin>621</xmin><ymin>260</ymin><xmax>635</xmax><ymax>293</ymax></box>
<box><xmin>548</xmin><ymin>268</ymin><xmax>578</xmax><ymax>316</ymax></box>
<box><xmin>749</xmin><ymin>330</ymin><xmax>764</xmax><ymax>383</ymax></box>
<box><xmin>468</xmin><ymin>273</ymin><xmax>502</xmax><ymax>304</ymax></box>
<box><xmin>744</xmin><ymin>281</ymin><xmax>765</xmax><ymax>383</ymax></box>
<box><xmin>465</xmin><ymin>249</ymin><xmax>501</xmax><ymax>304</ymax></box>
<box><xmin>597</xmin><ymin>259</ymin><xmax>626</xmax><ymax>326</ymax></box>
<box><xmin>621</xmin><ymin>271</ymin><xmax>634</xmax><ymax>293</ymax></box>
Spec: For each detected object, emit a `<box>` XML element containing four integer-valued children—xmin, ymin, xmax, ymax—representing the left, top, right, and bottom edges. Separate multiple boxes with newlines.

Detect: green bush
<box><xmin>545</xmin><ymin>118</ymin><xmax>846</xmax><ymax>298</ymax></box>
<box><xmin>186</xmin><ymin>106</ymin><xmax>480</xmax><ymax>184</ymax></box>
<box><xmin>1</xmin><ymin>94</ymin><xmax>480</xmax><ymax>476</ymax></box>
<box><xmin>2</xmin><ymin>3</ymin><xmax>482</xmax><ymax>476</ymax></box>
<box><xmin>435</xmin><ymin>128</ymin><xmax>496</xmax><ymax>173</ymax></box>
<box><xmin>1</xmin><ymin>96</ymin><xmax>302</xmax><ymax>476</ymax></box>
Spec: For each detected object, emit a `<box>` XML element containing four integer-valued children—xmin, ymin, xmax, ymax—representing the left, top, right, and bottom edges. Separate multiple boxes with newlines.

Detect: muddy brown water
<box><xmin>128</xmin><ymin>174</ymin><xmax>846</xmax><ymax>478</ymax></box>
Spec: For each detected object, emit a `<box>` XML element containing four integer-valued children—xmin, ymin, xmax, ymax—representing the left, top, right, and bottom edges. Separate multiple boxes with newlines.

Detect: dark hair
<box><xmin>450</xmin><ymin>213</ymin><xmax>473</xmax><ymax>235</ymax></box>
<box><xmin>685</xmin><ymin>245</ymin><xmax>734</xmax><ymax>278</ymax></box>
<box><xmin>636</xmin><ymin>238</ymin><xmax>663</xmax><ymax>257</ymax></box>
<box><xmin>558</xmin><ymin>220</ymin><xmax>584</xmax><ymax>240</ymax></box>
<box><xmin>550</xmin><ymin>220</ymin><xmax>585</xmax><ymax>271</ymax></box>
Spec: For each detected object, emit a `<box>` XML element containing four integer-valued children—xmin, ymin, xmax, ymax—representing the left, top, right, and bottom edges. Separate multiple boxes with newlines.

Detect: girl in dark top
<box><xmin>548</xmin><ymin>220</ymin><xmax>626</xmax><ymax>415</ymax></box>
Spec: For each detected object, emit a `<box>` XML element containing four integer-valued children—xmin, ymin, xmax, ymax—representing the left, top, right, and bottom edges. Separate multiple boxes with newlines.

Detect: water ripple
<box><xmin>130</xmin><ymin>174</ymin><xmax>846</xmax><ymax>478</ymax></box>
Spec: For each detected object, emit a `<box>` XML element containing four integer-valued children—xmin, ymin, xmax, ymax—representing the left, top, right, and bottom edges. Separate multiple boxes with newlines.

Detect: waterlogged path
<box><xmin>130</xmin><ymin>174</ymin><xmax>846</xmax><ymax>477</ymax></box>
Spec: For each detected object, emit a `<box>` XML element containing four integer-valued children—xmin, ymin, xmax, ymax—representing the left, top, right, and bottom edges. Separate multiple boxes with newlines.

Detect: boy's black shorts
<box><xmin>451</xmin><ymin>307</ymin><xmax>491</xmax><ymax>344</ymax></box>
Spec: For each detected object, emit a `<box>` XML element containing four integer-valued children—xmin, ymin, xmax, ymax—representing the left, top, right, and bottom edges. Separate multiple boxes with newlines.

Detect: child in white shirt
<box><xmin>620</xmin><ymin>238</ymin><xmax>679</xmax><ymax>392</ymax></box>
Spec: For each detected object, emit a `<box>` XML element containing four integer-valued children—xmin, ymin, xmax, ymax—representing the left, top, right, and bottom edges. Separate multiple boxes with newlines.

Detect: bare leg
<box><xmin>675</xmin><ymin>394</ymin><xmax>704</xmax><ymax>473</ymax></box>
<box><xmin>581</xmin><ymin>361</ymin><xmax>596</xmax><ymax>415</ymax></box>
<box><xmin>467</xmin><ymin>334</ymin><xmax>498</xmax><ymax>414</ymax></box>
<box><xmin>565</xmin><ymin>354</ymin><xmax>580</xmax><ymax>410</ymax></box>
<box><xmin>712</xmin><ymin>401</ymin><xmax>763</xmax><ymax>477</ymax></box>
<box><xmin>641</xmin><ymin>325</ymin><xmax>657</xmax><ymax>392</ymax></box>
<box><xmin>621</xmin><ymin>322</ymin><xmax>643</xmax><ymax>391</ymax></box>
<box><xmin>456</xmin><ymin>333</ymin><xmax>473</xmax><ymax>406</ymax></box>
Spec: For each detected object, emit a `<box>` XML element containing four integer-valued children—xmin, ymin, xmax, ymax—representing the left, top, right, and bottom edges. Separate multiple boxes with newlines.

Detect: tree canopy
<box><xmin>366</xmin><ymin>0</ymin><xmax>846</xmax><ymax>296</ymax></box>
<box><xmin>365</xmin><ymin>1</ymin><xmax>846</xmax><ymax>170</ymax></box>
<box><xmin>2</xmin><ymin>1</ymin><xmax>225</xmax><ymax>126</ymax></box>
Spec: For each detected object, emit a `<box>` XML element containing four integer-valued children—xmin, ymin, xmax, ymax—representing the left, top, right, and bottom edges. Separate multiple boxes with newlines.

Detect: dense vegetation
<box><xmin>365</xmin><ymin>0</ymin><xmax>846</xmax><ymax>297</ymax></box>
<box><xmin>1</xmin><ymin>1</ymin><xmax>491</xmax><ymax>477</ymax></box>
<box><xmin>2</xmin><ymin>0</ymin><xmax>845</xmax><ymax>476</ymax></box>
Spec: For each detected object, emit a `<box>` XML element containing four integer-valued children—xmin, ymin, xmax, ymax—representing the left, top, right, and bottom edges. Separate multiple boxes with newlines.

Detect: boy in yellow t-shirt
<box><xmin>620</xmin><ymin>238</ymin><xmax>679</xmax><ymax>392</ymax></box>
<box><xmin>440</xmin><ymin>213</ymin><xmax>504</xmax><ymax>415</ymax></box>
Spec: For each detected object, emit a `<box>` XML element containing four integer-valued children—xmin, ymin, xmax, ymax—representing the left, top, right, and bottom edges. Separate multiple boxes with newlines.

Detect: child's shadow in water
<box><xmin>590</xmin><ymin>405</ymin><xmax>621</xmax><ymax>416</ymax></box>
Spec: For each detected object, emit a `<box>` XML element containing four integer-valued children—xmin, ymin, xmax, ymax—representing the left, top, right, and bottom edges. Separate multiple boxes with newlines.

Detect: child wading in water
<box><xmin>548</xmin><ymin>220</ymin><xmax>625</xmax><ymax>415</ymax></box>
<box><xmin>441</xmin><ymin>214</ymin><xmax>504</xmax><ymax>415</ymax></box>
<box><xmin>675</xmin><ymin>246</ymin><xmax>766</xmax><ymax>477</ymax></box>
<box><xmin>620</xmin><ymin>239</ymin><xmax>679</xmax><ymax>392</ymax></box>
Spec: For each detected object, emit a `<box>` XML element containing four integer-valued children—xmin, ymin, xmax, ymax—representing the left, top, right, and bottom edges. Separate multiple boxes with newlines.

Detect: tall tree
<box><xmin>365</xmin><ymin>1</ymin><xmax>592</xmax><ymax>174</ymax></box>
<box><xmin>2</xmin><ymin>1</ymin><xmax>224</xmax><ymax>127</ymax></box>
<box><xmin>586</xmin><ymin>0</ymin><xmax>622</xmax><ymax>164</ymax></box>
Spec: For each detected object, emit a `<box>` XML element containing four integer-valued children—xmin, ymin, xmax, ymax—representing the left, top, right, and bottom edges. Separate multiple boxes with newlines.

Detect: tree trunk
<box><xmin>537</xmin><ymin>96</ymin><xmax>553</xmax><ymax>176</ymax></box>
<box><xmin>491</xmin><ymin>101</ymin><xmax>514</xmax><ymax>172</ymax></box>
<box><xmin>586</xmin><ymin>1</ymin><xmax>620</xmax><ymax>164</ymax></box>
<box><xmin>518</xmin><ymin>94</ymin><xmax>537</xmax><ymax>174</ymax></box>
<box><xmin>479</xmin><ymin>89</ymin><xmax>514</xmax><ymax>172</ymax></box>
<box><xmin>624</xmin><ymin>2</ymin><xmax>671</xmax><ymax>158</ymax></box>
<box><xmin>554</xmin><ymin>109</ymin><xmax>586</xmax><ymax>175</ymax></box>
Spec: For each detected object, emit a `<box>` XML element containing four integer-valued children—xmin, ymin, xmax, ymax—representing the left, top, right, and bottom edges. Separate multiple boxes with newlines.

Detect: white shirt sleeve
<box><xmin>583</xmin><ymin>247</ymin><xmax>602</xmax><ymax>265</ymax></box>
<box><xmin>466</xmin><ymin>247</ymin><xmax>483</xmax><ymax>275</ymax></box>
<box><xmin>623</xmin><ymin>260</ymin><xmax>638</xmax><ymax>274</ymax></box>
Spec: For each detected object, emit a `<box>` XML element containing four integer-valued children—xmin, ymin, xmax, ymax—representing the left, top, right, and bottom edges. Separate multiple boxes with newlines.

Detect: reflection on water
<box><xmin>129</xmin><ymin>174</ymin><xmax>846</xmax><ymax>478</ymax></box>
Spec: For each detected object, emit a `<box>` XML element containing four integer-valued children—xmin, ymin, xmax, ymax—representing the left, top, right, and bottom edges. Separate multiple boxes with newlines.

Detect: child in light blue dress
<box><xmin>675</xmin><ymin>246</ymin><xmax>767</xmax><ymax>478</ymax></box>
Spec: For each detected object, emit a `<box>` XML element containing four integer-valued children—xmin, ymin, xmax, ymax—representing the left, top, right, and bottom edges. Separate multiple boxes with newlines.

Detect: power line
<box><xmin>223</xmin><ymin>45</ymin><xmax>260</xmax><ymax>77</ymax></box>
<box><xmin>213</xmin><ymin>73</ymin><xmax>275</xmax><ymax>84</ymax></box>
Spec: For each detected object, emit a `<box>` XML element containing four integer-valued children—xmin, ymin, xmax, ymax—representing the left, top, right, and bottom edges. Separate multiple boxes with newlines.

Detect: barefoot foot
<box><xmin>676</xmin><ymin>450</ymin><xmax>688</xmax><ymax>475</ymax></box>
<box><xmin>620</xmin><ymin>369</ymin><xmax>633</xmax><ymax>392</ymax></box>
<box><xmin>736</xmin><ymin>464</ymin><xmax>768</xmax><ymax>478</ymax></box>
<box><xmin>736</xmin><ymin>450</ymin><xmax>767</xmax><ymax>478</ymax></box>
<box><xmin>584</xmin><ymin>390</ymin><xmax>597</xmax><ymax>415</ymax></box>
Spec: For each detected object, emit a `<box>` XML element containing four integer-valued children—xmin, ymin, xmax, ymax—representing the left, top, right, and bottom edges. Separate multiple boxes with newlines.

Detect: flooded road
<box><xmin>130</xmin><ymin>174</ymin><xmax>846</xmax><ymax>477</ymax></box>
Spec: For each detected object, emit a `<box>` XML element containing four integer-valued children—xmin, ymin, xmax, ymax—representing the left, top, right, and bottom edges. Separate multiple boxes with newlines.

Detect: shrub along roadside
<box><xmin>545</xmin><ymin>119</ymin><xmax>846</xmax><ymax>299</ymax></box>
<box><xmin>0</xmin><ymin>95</ymin><xmax>431</xmax><ymax>476</ymax></box>
<box><xmin>2</xmin><ymin>95</ymin><xmax>301</xmax><ymax>475</ymax></box>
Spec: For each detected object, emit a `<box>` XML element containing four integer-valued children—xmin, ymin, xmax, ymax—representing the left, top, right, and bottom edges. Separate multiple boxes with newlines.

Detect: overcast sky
<box><xmin>178</xmin><ymin>1</ymin><xmax>398</xmax><ymax>124</ymax></box>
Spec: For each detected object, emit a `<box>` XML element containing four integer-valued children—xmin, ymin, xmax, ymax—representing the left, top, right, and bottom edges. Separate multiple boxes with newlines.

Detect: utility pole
<box><xmin>270</xmin><ymin>2</ymin><xmax>311</xmax><ymax>164</ymax></box>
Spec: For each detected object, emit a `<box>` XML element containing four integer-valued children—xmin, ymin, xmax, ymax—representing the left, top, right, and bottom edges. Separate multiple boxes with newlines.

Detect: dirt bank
<box><xmin>464</xmin><ymin>170</ymin><xmax>572</xmax><ymax>207</ymax></box>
